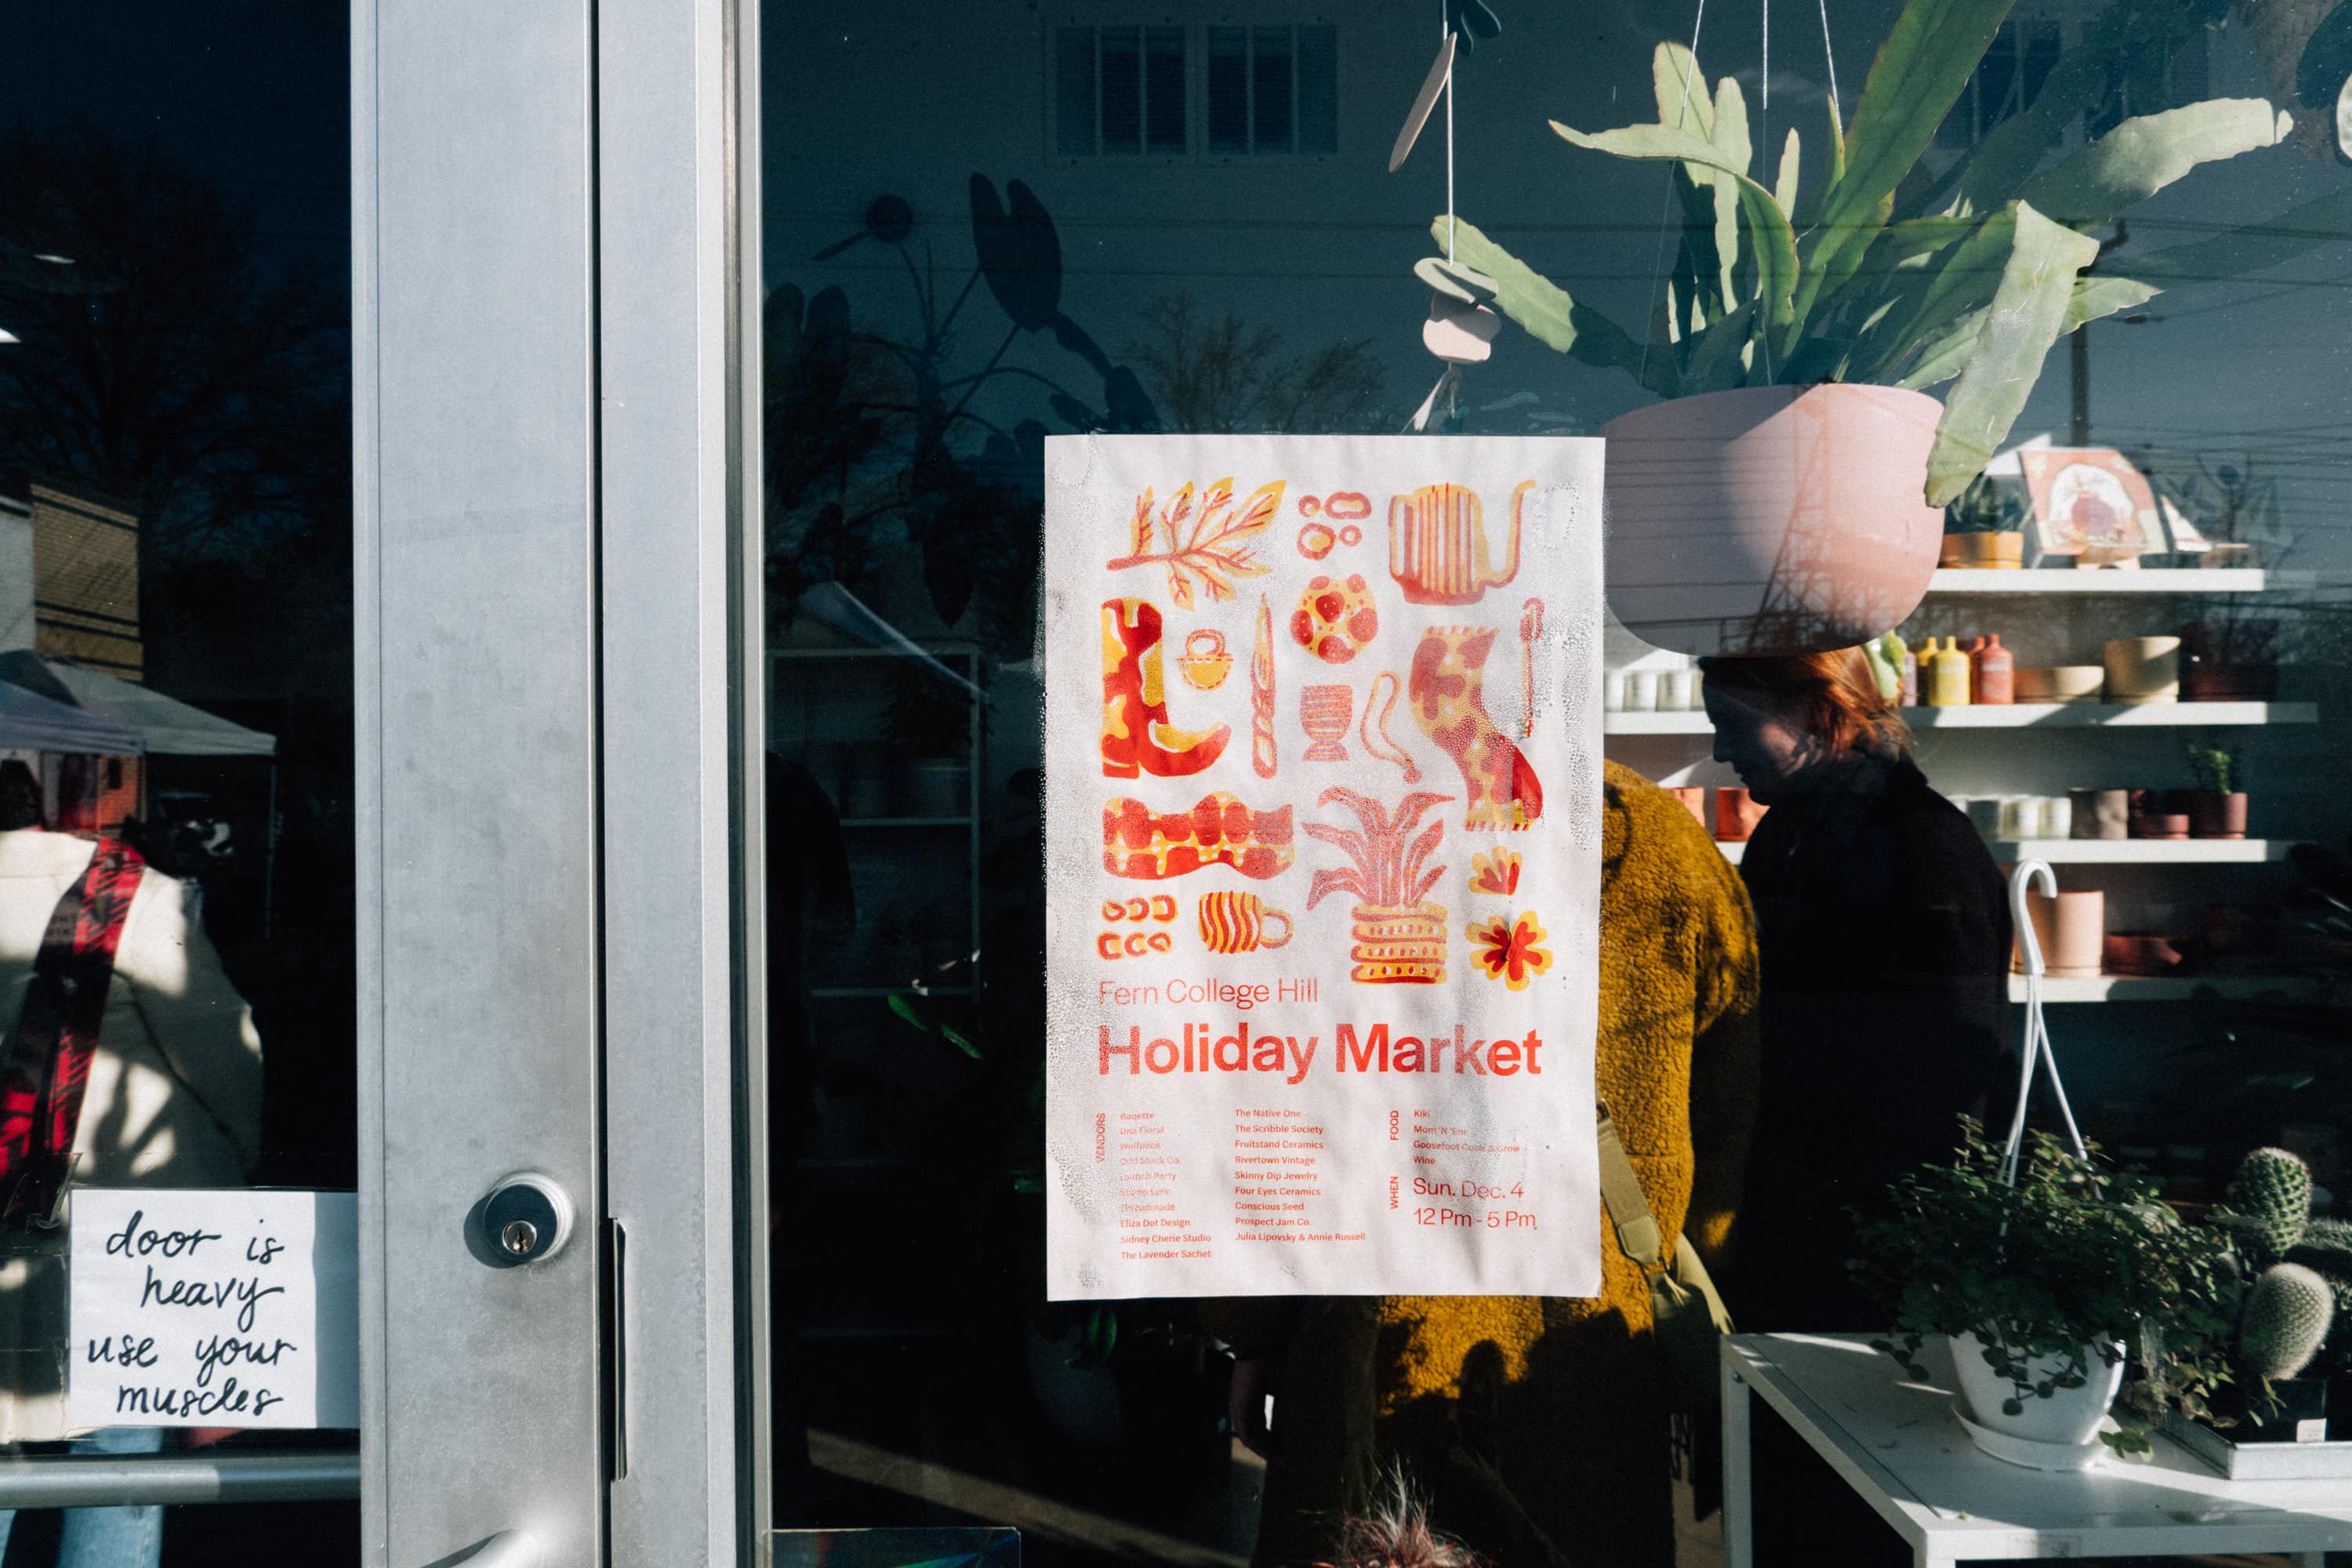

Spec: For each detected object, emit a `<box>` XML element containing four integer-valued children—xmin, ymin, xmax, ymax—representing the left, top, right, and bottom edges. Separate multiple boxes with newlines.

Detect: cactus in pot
<box><xmin>2225</xmin><ymin>1146</ymin><xmax>2314</xmax><ymax>1267</ymax></box>
<box><xmin>2240</xmin><ymin>1263</ymin><xmax>2338</xmax><ymax>1381</ymax></box>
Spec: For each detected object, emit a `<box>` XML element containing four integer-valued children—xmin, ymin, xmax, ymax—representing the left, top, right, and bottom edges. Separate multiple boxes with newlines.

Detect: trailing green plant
<box><xmin>2183</xmin><ymin>739</ymin><xmax>2241</xmax><ymax>797</ymax></box>
<box><xmin>1436</xmin><ymin>0</ymin><xmax>2352</xmax><ymax>504</ymax></box>
<box><xmin>2238</xmin><ymin>1261</ymin><xmax>2336</xmax><ymax>1380</ymax></box>
<box><xmin>1852</xmin><ymin>1120</ymin><xmax>2241</xmax><ymax>1454</ymax></box>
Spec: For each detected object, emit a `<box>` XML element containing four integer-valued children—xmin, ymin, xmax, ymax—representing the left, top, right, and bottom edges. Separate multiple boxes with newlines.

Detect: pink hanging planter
<box><xmin>1601</xmin><ymin>383</ymin><xmax>1947</xmax><ymax>657</ymax></box>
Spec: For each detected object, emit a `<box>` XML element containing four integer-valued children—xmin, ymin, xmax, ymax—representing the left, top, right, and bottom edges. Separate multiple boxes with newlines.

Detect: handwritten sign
<box><xmin>69</xmin><ymin>1189</ymin><xmax>358</xmax><ymax>1429</ymax></box>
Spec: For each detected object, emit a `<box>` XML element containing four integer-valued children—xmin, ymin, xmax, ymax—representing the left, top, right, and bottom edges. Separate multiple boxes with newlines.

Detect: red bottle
<box><xmin>1976</xmin><ymin>633</ymin><xmax>2014</xmax><ymax>705</ymax></box>
<box><xmin>1964</xmin><ymin>635</ymin><xmax>1988</xmax><ymax>702</ymax></box>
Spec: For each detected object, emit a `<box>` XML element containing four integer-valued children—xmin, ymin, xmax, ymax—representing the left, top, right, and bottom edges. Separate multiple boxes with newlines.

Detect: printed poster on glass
<box><xmin>1042</xmin><ymin>434</ymin><xmax>1605</xmax><ymax>1299</ymax></box>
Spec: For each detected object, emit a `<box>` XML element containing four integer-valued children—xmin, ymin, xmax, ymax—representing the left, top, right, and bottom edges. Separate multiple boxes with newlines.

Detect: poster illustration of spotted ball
<box><xmin>1042</xmin><ymin>434</ymin><xmax>1605</xmax><ymax>1300</ymax></box>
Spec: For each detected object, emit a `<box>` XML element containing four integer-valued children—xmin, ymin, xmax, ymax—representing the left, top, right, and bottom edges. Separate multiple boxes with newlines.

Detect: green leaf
<box><xmin>1650</xmin><ymin>40</ymin><xmax>1715</xmax><ymax>136</ymax></box>
<box><xmin>886</xmin><ymin>993</ymin><xmax>931</xmax><ymax>1033</ymax></box>
<box><xmin>1773</xmin><ymin>129</ymin><xmax>1802</xmax><ymax>220</ymax></box>
<box><xmin>1432</xmin><ymin>217</ymin><xmax>1671</xmax><ymax>393</ymax></box>
<box><xmin>1925</xmin><ymin>202</ymin><xmax>2103</xmax><ymax>506</ymax></box>
<box><xmin>1857</xmin><ymin>206</ymin><xmax>2020</xmax><ymax>383</ymax></box>
<box><xmin>1679</xmin><ymin>303</ymin><xmax>1759</xmax><ymax>393</ymax></box>
<box><xmin>1551</xmin><ymin>121</ymin><xmax>1798</xmax><ymax>349</ymax></box>
<box><xmin>1797</xmin><ymin>0</ymin><xmax>2019</xmax><ymax>325</ymax></box>
<box><xmin>1796</xmin><ymin>94</ymin><xmax>1847</xmax><ymax>229</ymax></box>
<box><xmin>940</xmin><ymin>1023</ymin><xmax>983</xmax><ymax>1059</ymax></box>
<box><xmin>1707</xmin><ymin>77</ymin><xmax>1753</xmax><ymax>310</ymax></box>
<box><xmin>2066</xmin><ymin>274</ymin><xmax>2161</xmax><ymax>332</ymax></box>
<box><xmin>2023</xmin><ymin>100</ymin><xmax>2292</xmax><ymax>227</ymax></box>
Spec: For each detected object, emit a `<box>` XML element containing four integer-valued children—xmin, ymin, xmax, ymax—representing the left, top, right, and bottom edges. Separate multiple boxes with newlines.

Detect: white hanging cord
<box><xmin>2002</xmin><ymin>860</ymin><xmax>2090</xmax><ymax>1191</ymax></box>
<box><xmin>1817</xmin><ymin>0</ymin><xmax>1841</xmax><ymax>129</ymax></box>
<box><xmin>1760</xmin><ymin>0</ymin><xmax>1769</xmax><ymax>167</ymax></box>
<box><xmin>1636</xmin><ymin>0</ymin><xmax>1710</xmax><ymax>391</ymax></box>
<box><xmin>1443</xmin><ymin>0</ymin><xmax>1456</xmax><ymax>261</ymax></box>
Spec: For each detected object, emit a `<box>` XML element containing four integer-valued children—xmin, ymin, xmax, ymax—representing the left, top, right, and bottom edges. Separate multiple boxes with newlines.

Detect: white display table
<box><xmin>1722</xmin><ymin>1333</ymin><xmax>2352</xmax><ymax>1568</ymax></box>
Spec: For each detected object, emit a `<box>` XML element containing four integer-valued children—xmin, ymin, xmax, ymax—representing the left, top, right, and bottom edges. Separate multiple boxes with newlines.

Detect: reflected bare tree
<box><xmin>1123</xmin><ymin>289</ymin><xmax>1385</xmax><ymax>435</ymax></box>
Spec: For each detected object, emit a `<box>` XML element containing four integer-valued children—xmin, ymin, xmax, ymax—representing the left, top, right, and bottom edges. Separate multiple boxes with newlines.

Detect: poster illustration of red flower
<box><xmin>1044</xmin><ymin>434</ymin><xmax>1604</xmax><ymax>1299</ymax></box>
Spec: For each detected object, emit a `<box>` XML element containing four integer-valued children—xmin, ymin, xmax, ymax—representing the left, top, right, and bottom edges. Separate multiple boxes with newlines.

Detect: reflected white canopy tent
<box><xmin>0</xmin><ymin>652</ymin><xmax>276</xmax><ymax>757</ymax></box>
<box><xmin>0</xmin><ymin>677</ymin><xmax>140</xmax><ymax>755</ymax></box>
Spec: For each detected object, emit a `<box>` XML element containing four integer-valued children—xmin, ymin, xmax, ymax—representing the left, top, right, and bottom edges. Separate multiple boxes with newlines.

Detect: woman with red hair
<box><xmin>1700</xmin><ymin>648</ymin><xmax>2009</xmax><ymax>1568</ymax></box>
<box><xmin>1697</xmin><ymin>648</ymin><xmax>2009</xmax><ymax>1329</ymax></box>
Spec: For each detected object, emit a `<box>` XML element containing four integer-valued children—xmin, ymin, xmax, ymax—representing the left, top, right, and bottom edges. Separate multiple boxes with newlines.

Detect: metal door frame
<box><xmin>354</xmin><ymin>0</ymin><xmax>764</xmax><ymax>1561</ymax></box>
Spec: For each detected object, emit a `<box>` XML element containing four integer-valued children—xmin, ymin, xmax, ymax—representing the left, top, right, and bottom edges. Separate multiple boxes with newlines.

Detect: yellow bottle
<box><xmin>1928</xmin><ymin>637</ymin><xmax>1973</xmax><ymax>706</ymax></box>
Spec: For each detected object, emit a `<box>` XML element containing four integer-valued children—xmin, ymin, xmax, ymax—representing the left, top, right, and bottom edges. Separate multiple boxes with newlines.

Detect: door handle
<box><xmin>432</xmin><ymin>1529</ymin><xmax>539</xmax><ymax>1568</ymax></box>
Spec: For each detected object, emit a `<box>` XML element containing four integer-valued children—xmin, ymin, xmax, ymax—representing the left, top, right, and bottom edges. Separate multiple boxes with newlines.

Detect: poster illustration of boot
<box><xmin>1043</xmin><ymin>434</ymin><xmax>1605</xmax><ymax>1301</ymax></box>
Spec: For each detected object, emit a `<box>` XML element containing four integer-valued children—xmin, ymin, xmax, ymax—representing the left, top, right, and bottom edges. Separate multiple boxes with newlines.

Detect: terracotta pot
<box><xmin>1715</xmin><ymin>786</ymin><xmax>1769</xmax><ymax>843</ymax></box>
<box><xmin>1602</xmin><ymin>383</ymin><xmax>1944</xmax><ymax>655</ymax></box>
<box><xmin>2104</xmin><ymin>932</ymin><xmax>2187</xmax><ymax>977</ymax></box>
<box><xmin>2103</xmin><ymin>636</ymin><xmax>2181</xmax><ymax>704</ymax></box>
<box><xmin>2020</xmin><ymin>888</ymin><xmax>2105</xmax><ymax>978</ymax></box>
<box><xmin>2181</xmin><ymin>660</ymin><xmax>2281</xmax><ymax>702</ymax></box>
<box><xmin>1962</xmin><ymin>532</ymin><xmax>2026</xmax><ymax>568</ymax></box>
<box><xmin>2069</xmin><ymin>788</ymin><xmax>2129</xmax><ymax>840</ymax></box>
<box><xmin>2191</xmin><ymin>790</ymin><xmax>2249</xmax><ymax>840</ymax></box>
<box><xmin>1939</xmin><ymin>534</ymin><xmax>1972</xmax><ymax>568</ymax></box>
<box><xmin>1668</xmin><ymin>786</ymin><xmax>1709</xmax><ymax>831</ymax></box>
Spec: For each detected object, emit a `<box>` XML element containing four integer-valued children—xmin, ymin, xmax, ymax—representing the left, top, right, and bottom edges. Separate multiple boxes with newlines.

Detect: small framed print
<box><xmin>2019</xmin><ymin>448</ymin><xmax>2165</xmax><ymax>561</ymax></box>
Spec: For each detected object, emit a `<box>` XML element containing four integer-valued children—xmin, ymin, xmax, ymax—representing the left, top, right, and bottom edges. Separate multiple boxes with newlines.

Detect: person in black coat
<box><xmin>1697</xmin><ymin>647</ymin><xmax>2012</xmax><ymax>1567</ymax></box>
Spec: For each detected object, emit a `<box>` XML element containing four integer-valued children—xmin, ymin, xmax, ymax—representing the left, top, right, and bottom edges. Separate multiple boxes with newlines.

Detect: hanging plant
<box><xmin>1428</xmin><ymin>0</ymin><xmax>2352</xmax><ymax>652</ymax></box>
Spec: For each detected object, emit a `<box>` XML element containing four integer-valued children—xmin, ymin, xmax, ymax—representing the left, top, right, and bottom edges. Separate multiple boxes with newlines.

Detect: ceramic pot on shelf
<box><xmin>2020</xmin><ymin>887</ymin><xmax>2104</xmax><ymax>978</ymax></box>
<box><xmin>1602</xmin><ymin>383</ymin><xmax>1944</xmax><ymax>656</ymax></box>
<box><xmin>2103</xmin><ymin>636</ymin><xmax>2182</xmax><ymax>705</ymax></box>
<box><xmin>2067</xmin><ymin>788</ymin><xmax>2118</xmax><ymax>840</ymax></box>
<box><xmin>1715</xmin><ymin>787</ymin><xmax>1767</xmax><ymax>844</ymax></box>
<box><xmin>1963</xmin><ymin>531</ymin><xmax>2026</xmax><ymax>568</ymax></box>
<box><xmin>1668</xmin><ymin>786</ymin><xmax>1710</xmax><ymax>831</ymax></box>
<box><xmin>2191</xmin><ymin>791</ymin><xmax>2249</xmax><ymax>840</ymax></box>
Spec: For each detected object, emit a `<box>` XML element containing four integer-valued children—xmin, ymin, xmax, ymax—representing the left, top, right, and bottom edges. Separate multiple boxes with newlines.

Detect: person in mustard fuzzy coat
<box><xmin>1205</xmin><ymin>760</ymin><xmax>1761</xmax><ymax>1568</ymax></box>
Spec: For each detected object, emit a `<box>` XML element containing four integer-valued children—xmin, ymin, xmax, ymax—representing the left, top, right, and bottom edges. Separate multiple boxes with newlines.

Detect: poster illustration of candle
<box><xmin>1043</xmin><ymin>434</ymin><xmax>1605</xmax><ymax>1299</ymax></box>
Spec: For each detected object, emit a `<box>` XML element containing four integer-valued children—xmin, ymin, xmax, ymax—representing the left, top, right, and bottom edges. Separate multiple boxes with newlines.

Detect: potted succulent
<box><xmin>2183</xmin><ymin>739</ymin><xmax>2249</xmax><ymax>840</ymax></box>
<box><xmin>1942</xmin><ymin>475</ymin><xmax>2027</xmax><ymax>569</ymax></box>
<box><xmin>1853</xmin><ymin>1121</ymin><xmax>2241</xmax><ymax>1461</ymax></box>
<box><xmin>1431</xmin><ymin>0</ymin><xmax>2350</xmax><ymax>654</ymax></box>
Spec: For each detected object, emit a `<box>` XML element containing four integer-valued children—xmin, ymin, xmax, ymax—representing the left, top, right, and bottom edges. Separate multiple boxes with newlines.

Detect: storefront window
<box><xmin>0</xmin><ymin>5</ymin><xmax>357</xmax><ymax>1560</ymax></box>
<box><xmin>764</xmin><ymin>0</ymin><xmax>2352</xmax><ymax>1561</ymax></box>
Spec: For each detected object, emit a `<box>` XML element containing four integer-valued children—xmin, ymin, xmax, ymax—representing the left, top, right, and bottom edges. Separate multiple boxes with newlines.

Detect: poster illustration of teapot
<box><xmin>1042</xmin><ymin>434</ymin><xmax>1606</xmax><ymax>1300</ymax></box>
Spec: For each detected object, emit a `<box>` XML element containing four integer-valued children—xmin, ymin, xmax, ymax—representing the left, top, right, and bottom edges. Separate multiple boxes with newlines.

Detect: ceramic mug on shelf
<box><xmin>1658</xmin><ymin>669</ymin><xmax>1697</xmax><ymax>711</ymax></box>
<box><xmin>1623</xmin><ymin>670</ymin><xmax>1658</xmax><ymax>712</ymax></box>
<box><xmin>1603</xmin><ymin>671</ymin><xmax>1628</xmax><ymax>712</ymax></box>
<box><xmin>1668</xmin><ymin>786</ymin><xmax>1709</xmax><ymax>831</ymax></box>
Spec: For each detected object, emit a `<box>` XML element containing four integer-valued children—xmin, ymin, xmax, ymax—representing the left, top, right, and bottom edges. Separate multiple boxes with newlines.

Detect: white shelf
<box><xmin>1929</xmin><ymin>568</ymin><xmax>2311</xmax><ymax>593</ymax></box>
<box><xmin>2013</xmin><ymin>974</ymin><xmax>2314</xmax><ymax>1003</ymax></box>
<box><xmin>1606</xmin><ymin>701</ymin><xmax>2314</xmax><ymax>734</ymax></box>
<box><xmin>1988</xmin><ymin>838</ymin><xmax>2295</xmax><ymax>864</ymax></box>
